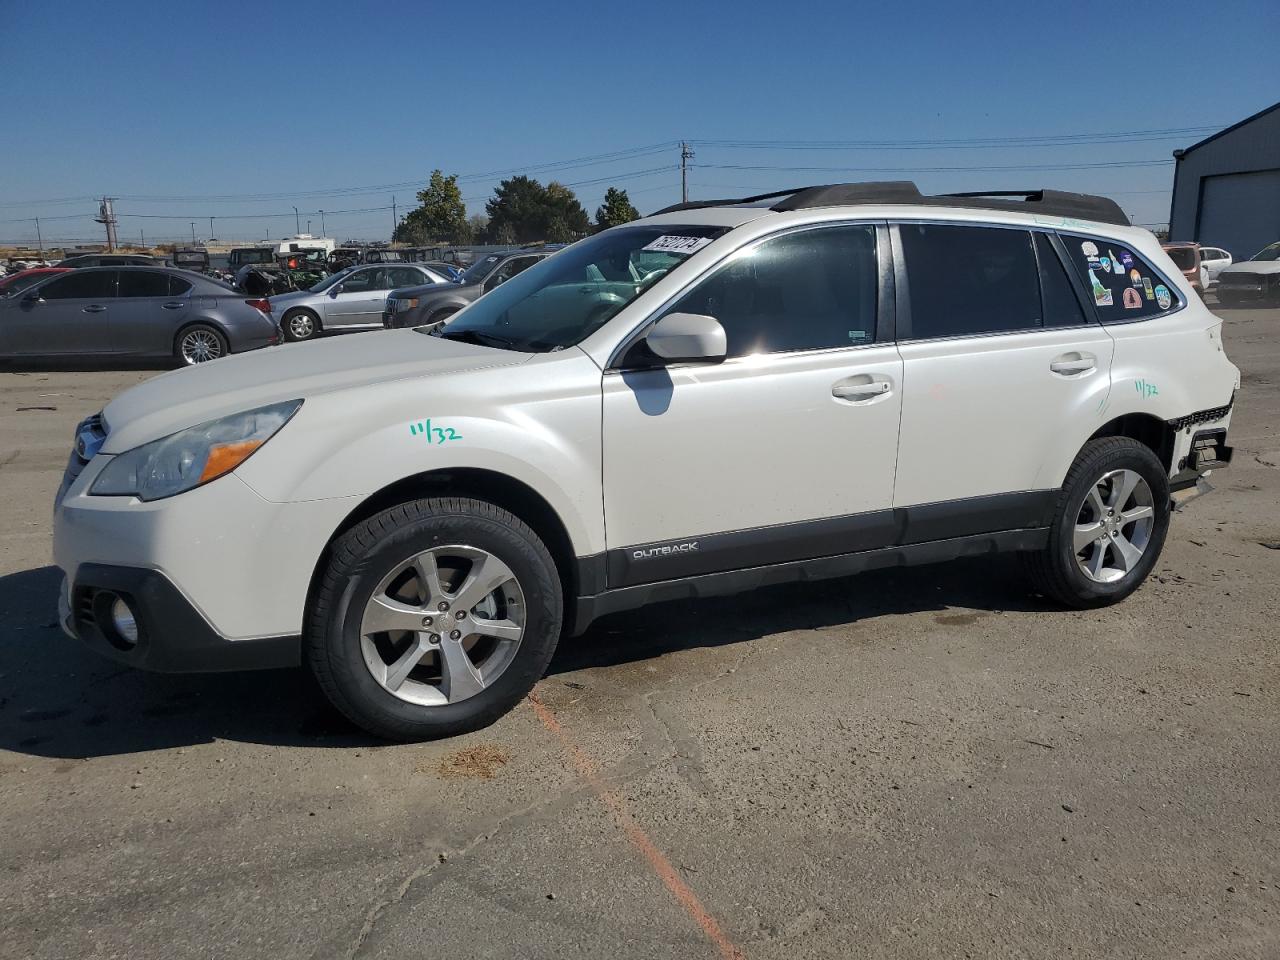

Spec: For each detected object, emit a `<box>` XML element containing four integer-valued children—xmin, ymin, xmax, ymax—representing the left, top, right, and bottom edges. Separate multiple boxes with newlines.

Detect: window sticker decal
<box><xmin>1098</xmin><ymin>255</ymin><xmax>1112</xmax><ymax>272</ymax></box>
<box><xmin>1129</xmin><ymin>268</ymin><xmax>1143</xmax><ymax>286</ymax></box>
<box><xmin>642</xmin><ymin>235</ymin><xmax>714</xmax><ymax>255</ymax></box>
<box><xmin>1142</xmin><ymin>277</ymin><xmax>1155</xmax><ymax>300</ymax></box>
<box><xmin>1107</xmin><ymin>249</ymin><xmax>1124</xmax><ymax>275</ymax></box>
<box><xmin>1089</xmin><ymin>270</ymin><xmax>1113</xmax><ymax>306</ymax></box>
<box><xmin>1123</xmin><ymin>287</ymin><xmax>1142</xmax><ymax>309</ymax></box>
<box><xmin>1081</xmin><ymin>241</ymin><xmax>1099</xmax><ymax>256</ymax></box>
<box><xmin>1154</xmin><ymin>285</ymin><xmax>1172</xmax><ymax>310</ymax></box>
<box><xmin>1120</xmin><ymin>250</ymin><xmax>1134</xmax><ymax>269</ymax></box>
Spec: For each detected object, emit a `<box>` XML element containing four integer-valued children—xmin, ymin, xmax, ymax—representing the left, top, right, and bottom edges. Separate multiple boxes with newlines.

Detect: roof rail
<box><xmin>650</xmin><ymin>181</ymin><xmax>1130</xmax><ymax>227</ymax></box>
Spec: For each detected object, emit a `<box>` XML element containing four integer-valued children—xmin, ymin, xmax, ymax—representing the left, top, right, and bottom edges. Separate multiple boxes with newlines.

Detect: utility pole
<box><xmin>306</xmin><ymin>219</ymin><xmax>312</xmax><ymax>235</ymax></box>
<box><xmin>209</xmin><ymin>217</ymin><xmax>215</xmax><ymax>240</ymax></box>
<box><xmin>94</xmin><ymin>197</ymin><xmax>119</xmax><ymax>251</ymax></box>
<box><xmin>191</xmin><ymin>223</ymin><xmax>197</xmax><ymax>244</ymax></box>
<box><xmin>680</xmin><ymin>141</ymin><xmax>694</xmax><ymax>204</ymax></box>
<box><xmin>319</xmin><ymin>210</ymin><xmax>326</xmax><ymax>237</ymax></box>
<box><xmin>292</xmin><ymin>206</ymin><xmax>300</xmax><ymax>235</ymax></box>
<box><xmin>391</xmin><ymin>196</ymin><xmax>397</xmax><ymax>239</ymax></box>
<box><xmin>140</xmin><ymin>228</ymin><xmax>145</xmax><ymax>247</ymax></box>
<box><xmin>34</xmin><ymin>217</ymin><xmax>42</xmax><ymax>255</ymax></box>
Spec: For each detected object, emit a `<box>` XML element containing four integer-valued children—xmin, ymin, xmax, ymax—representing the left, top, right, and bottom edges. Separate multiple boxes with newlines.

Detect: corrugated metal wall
<box><xmin>1169</xmin><ymin>105</ymin><xmax>1280</xmax><ymax>259</ymax></box>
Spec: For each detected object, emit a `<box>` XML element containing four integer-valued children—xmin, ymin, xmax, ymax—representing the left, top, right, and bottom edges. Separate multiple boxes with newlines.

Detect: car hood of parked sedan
<box><xmin>1220</xmin><ymin>260</ymin><xmax>1280</xmax><ymax>276</ymax></box>
<box><xmin>100</xmin><ymin>330</ymin><xmax>529</xmax><ymax>454</ymax></box>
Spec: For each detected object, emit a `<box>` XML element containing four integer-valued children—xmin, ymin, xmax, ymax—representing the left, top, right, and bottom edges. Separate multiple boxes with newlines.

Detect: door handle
<box><xmin>161</xmin><ymin>302</ymin><xmax>185</xmax><ymax>310</ymax></box>
<box><xmin>82</xmin><ymin>304</ymin><xmax>107</xmax><ymax>313</ymax></box>
<box><xmin>832</xmin><ymin>375</ymin><xmax>892</xmax><ymax>402</ymax></box>
<box><xmin>1049</xmin><ymin>352</ymin><xmax>1097</xmax><ymax>376</ymax></box>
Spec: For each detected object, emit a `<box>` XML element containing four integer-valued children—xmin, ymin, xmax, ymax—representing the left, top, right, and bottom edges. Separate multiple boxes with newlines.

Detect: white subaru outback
<box><xmin>53</xmin><ymin>183</ymin><xmax>1239</xmax><ymax>740</ymax></box>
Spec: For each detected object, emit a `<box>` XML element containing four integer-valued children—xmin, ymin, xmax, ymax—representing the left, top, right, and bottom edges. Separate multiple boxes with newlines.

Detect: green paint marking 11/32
<box><xmin>409</xmin><ymin>419</ymin><xmax>463</xmax><ymax>444</ymax></box>
<box><xmin>1134</xmin><ymin>379</ymin><xmax>1159</xmax><ymax>399</ymax></box>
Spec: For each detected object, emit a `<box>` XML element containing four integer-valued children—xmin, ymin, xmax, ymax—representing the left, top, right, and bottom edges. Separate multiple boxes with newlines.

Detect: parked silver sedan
<box><xmin>269</xmin><ymin>263</ymin><xmax>450</xmax><ymax>342</ymax></box>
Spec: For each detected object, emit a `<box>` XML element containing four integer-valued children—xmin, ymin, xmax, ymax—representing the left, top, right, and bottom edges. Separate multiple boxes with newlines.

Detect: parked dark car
<box><xmin>383</xmin><ymin>248</ymin><xmax>553</xmax><ymax>328</ymax></box>
<box><xmin>172</xmin><ymin>248</ymin><xmax>211</xmax><ymax>273</ymax></box>
<box><xmin>0</xmin><ymin>266</ymin><xmax>279</xmax><ymax>366</ymax></box>
<box><xmin>58</xmin><ymin>253</ymin><xmax>160</xmax><ymax>268</ymax></box>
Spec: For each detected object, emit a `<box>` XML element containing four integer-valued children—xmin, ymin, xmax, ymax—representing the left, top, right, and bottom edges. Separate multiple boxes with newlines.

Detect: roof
<box><xmin>651</xmin><ymin>181</ymin><xmax>1130</xmax><ymax>226</ymax></box>
<box><xmin>1176</xmin><ymin>101</ymin><xmax>1280</xmax><ymax>157</ymax></box>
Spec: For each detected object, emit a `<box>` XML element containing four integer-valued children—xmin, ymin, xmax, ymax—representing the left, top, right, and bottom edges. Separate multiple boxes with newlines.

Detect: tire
<box><xmin>283</xmin><ymin>309</ymin><xmax>320</xmax><ymax>342</ymax></box>
<box><xmin>1022</xmin><ymin>437</ymin><xmax>1171</xmax><ymax>609</ymax></box>
<box><xmin>306</xmin><ymin>497</ymin><xmax>563</xmax><ymax>741</ymax></box>
<box><xmin>175</xmin><ymin>323</ymin><xmax>228</xmax><ymax>365</ymax></box>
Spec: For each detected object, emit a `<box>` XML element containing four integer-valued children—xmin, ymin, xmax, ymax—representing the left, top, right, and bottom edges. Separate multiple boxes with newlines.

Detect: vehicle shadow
<box><xmin>550</xmin><ymin>556</ymin><xmax>1049</xmax><ymax>675</ymax></box>
<box><xmin>0</xmin><ymin>558</ymin><xmax>1048</xmax><ymax>759</ymax></box>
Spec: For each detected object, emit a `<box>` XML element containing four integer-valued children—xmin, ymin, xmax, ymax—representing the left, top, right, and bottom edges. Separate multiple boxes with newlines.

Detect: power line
<box><xmin>696</xmin><ymin>158</ymin><xmax>1173</xmax><ymax>174</ymax></box>
<box><xmin>689</xmin><ymin>125</ymin><xmax>1221</xmax><ymax>151</ymax></box>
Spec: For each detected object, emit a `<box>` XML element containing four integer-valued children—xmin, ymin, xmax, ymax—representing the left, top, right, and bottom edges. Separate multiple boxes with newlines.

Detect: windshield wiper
<box><xmin>434</xmin><ymin>328</ymin><xmax>520</xmax><ymax>350</ymax></box>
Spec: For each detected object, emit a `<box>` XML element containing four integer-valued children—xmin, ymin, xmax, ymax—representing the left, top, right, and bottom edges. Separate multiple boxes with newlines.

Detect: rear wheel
<box><xmin>306</xmin><ymin>497</ymin><xmax>563</xmax><ymax>741</ymax></box>
<box><xmin>283</xmin><ymin>309</ymin><xmax>320</xmax><ymax>342</ymax></box>
<box><xmin>1023</xmin><ymin>437</ymin><xmax>1170</xmax><ymax>608</ymax></box>
<box><xmin>175</xmin><ymin>324</ymin><xmax>227</xmax><ymax>365</ymax></box>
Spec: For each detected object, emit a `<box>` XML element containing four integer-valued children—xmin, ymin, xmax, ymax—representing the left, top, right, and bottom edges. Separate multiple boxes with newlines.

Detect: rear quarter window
<box><xmin>1061</xmin><ymin>234</ymin><xmax>1181</xmax><ymax>322</ymax></box>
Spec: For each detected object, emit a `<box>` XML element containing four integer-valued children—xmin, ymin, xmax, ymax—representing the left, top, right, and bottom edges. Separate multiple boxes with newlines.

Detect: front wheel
<box><xmin>306</xmin><ymin>498</ymin><xmax>563</xmax><ymax>741</ymax></box>
<box><xmin>283</xmin><ymin>309</ymin><xmax>320</xmax><ymax>342</ymax></box>
<box><xmin>1022</xmin><ymin>437</ymin><xmax>1171</xmax><ymax>608</ymax></box>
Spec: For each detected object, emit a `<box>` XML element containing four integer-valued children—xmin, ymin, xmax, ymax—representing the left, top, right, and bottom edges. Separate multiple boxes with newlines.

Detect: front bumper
<box><xmin>58</xmin><ymin>566</ymin><xmax>298</xmax><ymax>673</ymax></box>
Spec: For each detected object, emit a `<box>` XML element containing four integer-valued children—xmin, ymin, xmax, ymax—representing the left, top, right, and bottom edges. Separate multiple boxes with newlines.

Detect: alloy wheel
<box><xmin>289</xmin><ymin>314</ymin><xmax>314</xmax><ymax>339</ymax></box>
<box><xmin>1073</xmin><ymin>468</ymin><xmax>1155</xmax><ymax>583</ymax></box>
<box><xmin>180</xmin><ymin>329</ymin><xmax>223</xmax><ymax>364</ymax></box>
<box><xmin>359</xmin><ymin>545</ymin><xmax>525</xmax><ymax>707</ymax></box>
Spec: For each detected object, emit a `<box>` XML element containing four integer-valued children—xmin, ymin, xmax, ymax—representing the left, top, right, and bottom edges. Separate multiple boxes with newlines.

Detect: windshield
<box><xmin>427</xmin><ymin>225</ymin><xmax>727</xmax><ymax>352</ymax></box>
<box><xmin>460</xmin><ymin>254</ymin><xmax>504</xmax><ymax>284</ymax></box>
<box><xmin>308</xmin><ymin>265</ymin><xmax>357</xmax><ymax>292</ymax></box>
<box><xmin>1164</xmin><ymin>247</ymin><xmax>1197</xmax><ymax>270</ymax></box>
<box><xmin>1250</xmin><ymin>242</ymin><xmax>1280</xmax><ymax>262</ymax></box>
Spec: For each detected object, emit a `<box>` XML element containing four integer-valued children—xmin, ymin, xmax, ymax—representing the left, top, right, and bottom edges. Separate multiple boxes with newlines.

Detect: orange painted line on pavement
<box><xmin>527</xmin><ymin>691</ymin><xmax>745</xmax><ymax>960</ymax></box>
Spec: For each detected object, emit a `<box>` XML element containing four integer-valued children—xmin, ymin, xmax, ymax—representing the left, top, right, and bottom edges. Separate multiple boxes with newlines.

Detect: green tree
<box><xmin>595</xmin><ymin>187</ymin><xmax>640</xmax><ymax>229</ymax></box>
<box><xmin>393</xmin><ymin>170</ymin><xmax>468</xmax><ymax>244</ymax></box>
<box><xmin>484</xmin><ymin>176</ymin><xmax>590</xmax><ymax>244</ymax></box>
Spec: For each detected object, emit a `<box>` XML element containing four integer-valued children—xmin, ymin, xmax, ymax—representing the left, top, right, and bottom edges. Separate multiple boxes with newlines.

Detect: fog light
<box><xmin>110</xmin><ymin>596</ymin><xmax>139</xmax><ymax>647</ymax></box>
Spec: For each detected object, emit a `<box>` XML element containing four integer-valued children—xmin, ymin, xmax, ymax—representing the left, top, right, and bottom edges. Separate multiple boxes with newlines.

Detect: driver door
<box><xmin>323</xmin><ymin>267</ymin><xmax>386</xmax><ymax>329</ymax></box>
<box><xmin>601</xmin><ymin>223</ymin><xmax>903</xmax><ymax>588</ymax></box>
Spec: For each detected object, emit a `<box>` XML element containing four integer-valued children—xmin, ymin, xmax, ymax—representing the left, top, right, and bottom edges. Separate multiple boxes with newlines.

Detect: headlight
<box><xmin>90</xmin><ymin>400</ymin><xmax>301</xmax><ymax>501</ymax></box>
<box><xmin>390</xmin><ymin>297</ymin><xmax>419</xmax><ymax>313</ymax></box>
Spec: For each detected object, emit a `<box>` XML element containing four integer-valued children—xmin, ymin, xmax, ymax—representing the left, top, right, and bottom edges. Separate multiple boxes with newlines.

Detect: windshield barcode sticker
<box><xmin>642</xmin><ymin>235</ymin><xmax>713</xmax><ymax>255</ymax></box>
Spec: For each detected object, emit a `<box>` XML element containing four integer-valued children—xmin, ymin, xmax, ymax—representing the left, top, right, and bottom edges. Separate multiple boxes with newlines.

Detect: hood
<box><xmin>101</xmin><ymin>330</ymin><xmax>528</xmax><ymax>454</ymax></box>
<box><xmin>393</xmin><ymin>279</ymin><xmax>479</xmax><ymax>298</ymax></box>
<box><xmin>1221</xmin><ymin>260</ymin><xmax>1280</xmax><ymax>276</ymax></box>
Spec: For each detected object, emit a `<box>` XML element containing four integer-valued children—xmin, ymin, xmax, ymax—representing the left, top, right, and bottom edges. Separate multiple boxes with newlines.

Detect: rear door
<box><xmin>112</xmin><ymin>270</ymin><xmax>191</xmax><ymax>356</ymax></box>
<box><xmin>892</xmin><ymin>223</ymin><xmax>1113</xmax><ymax>529</ymax></box>
<box><xmin>4</xmin><ymin>269</ymin><xmax>119</xmax><ymax>356</ymax></box>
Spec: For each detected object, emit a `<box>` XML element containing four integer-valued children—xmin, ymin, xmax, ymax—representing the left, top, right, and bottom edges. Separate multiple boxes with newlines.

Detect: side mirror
<box><xmin>21</xmin><ymin>291</ymin><xmax>42</xmax><ymax>305</ymax></box>
<box><xmin>643</xmin><ymin>312</ymin><xmax>726</xmax><ymax>364</ymax></box>
<box><xmin>330</xmin><ymin>283</ymin><xmax>344</xmax><ymax>296</ymax></box>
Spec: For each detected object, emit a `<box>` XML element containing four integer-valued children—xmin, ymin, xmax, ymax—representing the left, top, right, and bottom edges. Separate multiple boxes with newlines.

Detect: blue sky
<box><xmin>1</xmin><ymin>0</ymin><xmax>1276</xmax><ymax>246</ymax></box>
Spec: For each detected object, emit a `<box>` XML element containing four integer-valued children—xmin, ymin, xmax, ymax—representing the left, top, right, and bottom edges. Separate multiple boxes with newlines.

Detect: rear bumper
<box><xmin>59</xmin><ymin>565</ymin><xmax>299</xmax><ymax>673</ymax></box>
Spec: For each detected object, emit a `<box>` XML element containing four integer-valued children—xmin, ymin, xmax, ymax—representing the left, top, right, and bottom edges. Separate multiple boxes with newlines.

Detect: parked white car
<box><xmin>1216</xmin><ymin>241</ymin><xmax>1280</xmax><ymax>305</ymax></box>
<box><xmin>269</xmin><ymin>262</ymin><xmax>451</xmax><ymax>341</ymax></box>
<box><xmin>53</xmin><ymin>183</ymin><xmax>1240</xmax><ymax>740</ymax></box>
<box><xmin>1198</xmin><ymin>246</ymin><xmax>1233</xmax><ymax>286</ymax></box>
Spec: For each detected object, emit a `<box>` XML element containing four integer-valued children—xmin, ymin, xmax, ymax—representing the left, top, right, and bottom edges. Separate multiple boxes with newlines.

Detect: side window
<box><xmin>390</xmin><ymin>267</ymin><xmax>425</xmax><ymax>287</ymax></box>
<box><xmin>485</xmin><ymin>257</ymin><xmax>536</xmax><ymax>291</ymax></box>
<box><xmin>116</xmin><ymin>271</ymin><xmax>171</xmax><ymax>298</ymax></box>
<box><xmin>342</xmin><ymin>268</ymin><xmax>376</xmax><ymax>292</ymax></box>
<box><xmin>168</xmin><ymin>275</ymin><xmax>194</xmax><ymax>297</ymax></box>
<box><xmin>1034</xmin><ymin>233</ymin><xmax>1089</xmax><ymax>328</ymax></box>
<box><xmin>665</xmin><ymin>224</ymin><xmax>878</xmax><ymax>357</ymax></box>
<box><xmin>899</xmin><ymin>224</ymin><xmax>1040</xmax><ymax>339</ymax></box>
<box><xmin>1060</xmin><ymin>234</ymin><xmax>1181</xmax><ymax>321</ymax></box>
<box><xmin>38</xmin><ymin>271</ymin><xmax>118</xmax><ymax>300</ymax></box>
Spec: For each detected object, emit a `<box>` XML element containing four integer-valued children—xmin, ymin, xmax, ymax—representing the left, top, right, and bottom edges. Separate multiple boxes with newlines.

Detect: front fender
<box><xmin>234</xmin><ymin>350</ymin><xmax>605</xmax><ymax>558</ymax></box>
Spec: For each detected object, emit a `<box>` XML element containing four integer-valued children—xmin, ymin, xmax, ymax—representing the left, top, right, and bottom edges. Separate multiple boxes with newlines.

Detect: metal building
<box><xmin>1169</xmin><ymin>101</ymin><xmax>1280</xmax><ymax>260</ymax></box>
